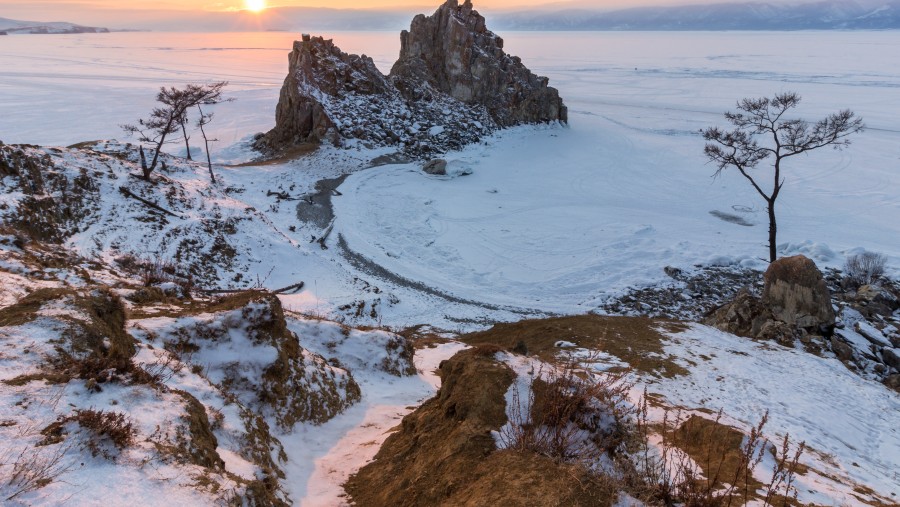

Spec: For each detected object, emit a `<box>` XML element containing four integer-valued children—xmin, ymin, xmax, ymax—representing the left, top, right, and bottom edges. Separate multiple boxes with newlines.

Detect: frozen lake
<box><xmin>2</xmin><ymin>30</ymin><xmax>899</xmax><ymax>316</ymax></box>
<box><xmin>2</xmin><ymin>31</ymin><xmax>899</xmax><ymax>148</ymax></box>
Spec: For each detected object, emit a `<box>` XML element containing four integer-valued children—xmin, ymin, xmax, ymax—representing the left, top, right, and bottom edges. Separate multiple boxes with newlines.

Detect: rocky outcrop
<box><xmin>255</xmin><ymin>0</ymin><xmax>566</xmax><ymax>158</ymax></box>
<box><xmin>705</xmin><ymin>255</ymin><xmax>834</xmax><ymax>346</ymax></box>
<box><xmin>391</xmin><ymin>0</ymin><xmax>567</xmax><ymax>126</ymax></box>
<box><xmin>262</xmin><ymin>35</ymin><xmax>392</xmax><ymax>148</ymax></box>
<box><xmin>762</xmin><ymin>255</ymin><xmax>835</xmax><ymax>333</ymax></box>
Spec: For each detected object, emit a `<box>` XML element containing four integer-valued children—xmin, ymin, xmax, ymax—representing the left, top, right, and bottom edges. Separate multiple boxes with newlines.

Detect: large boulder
<box><xmin>762</xmin><ymin>255</ymin><xmax>835</xmax><ymax>334</ymax></box>
<box><xmin>391</xmin><ymin>0</ymin><xmax>567</xmax><ymax>126</ymax></box>
<box><xmin>705</xmin><ymin>255</ymin><xmax>835</xmax><ymax>342</ymax></box>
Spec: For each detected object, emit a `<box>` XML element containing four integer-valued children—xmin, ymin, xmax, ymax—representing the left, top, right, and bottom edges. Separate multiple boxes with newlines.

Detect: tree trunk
<box><xmin>197</xmin><ymin>105</ymin><xmax>216</xmax><ymax>183</ymax></box>
<box><xmin>767</xmin><ymin>198</ymin><xmax>777</xmax><ymax>262</ymax></box>
<box><xmin>181</xmin><ymin>120</ymin><xmax>192</xmax><ymax>160</ymax></box>
<box><xmin>139</xmin><ymin>146</ymin><xmax>148</xmax><ymax>172</ymax></box>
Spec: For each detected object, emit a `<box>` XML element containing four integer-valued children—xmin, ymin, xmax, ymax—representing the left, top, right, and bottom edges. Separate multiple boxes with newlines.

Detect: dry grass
<box><xmin>40</xmin><ymin>409</ymin><xmax>136</xmax><ymax>460</ymax></box>
<box><xmin>624</xmin><ymin>400</ymin><xmax>807</xmax><ymax>507</ymax></box>
<box><xmin>461</xmin><ymin>314</ymin><xmax>689</xmax><ymax>378</ymax></box>
<box><xmin>498</xmin><ymin>355</ymin><xmax>633</xmax><ymax>465</ymax></box>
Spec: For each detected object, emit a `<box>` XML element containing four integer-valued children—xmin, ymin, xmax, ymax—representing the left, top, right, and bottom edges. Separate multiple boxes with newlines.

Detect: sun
<box><xmin>244</xmin><ymin>0</ymin><xmax>266</xmax><ymax>12</ymax></box>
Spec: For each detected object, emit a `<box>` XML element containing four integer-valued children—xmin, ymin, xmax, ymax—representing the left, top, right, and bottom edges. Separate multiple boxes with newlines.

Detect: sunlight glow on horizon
<box><xmin>244</xmin><ymin>0</ymin><xmax>267</xmax><ymax>12</ymax></box>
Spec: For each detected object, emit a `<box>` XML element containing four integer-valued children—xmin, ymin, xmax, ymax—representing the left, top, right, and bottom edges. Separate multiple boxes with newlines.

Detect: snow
<box><xmin>654</xmin><ymin>324</ymin><xmax>900</xmax><ymax>503</ymax></box>
<box><xmin>278</xmin><ymin>340</ymin><xmax>466</xmax><ymax>506</ymax></box>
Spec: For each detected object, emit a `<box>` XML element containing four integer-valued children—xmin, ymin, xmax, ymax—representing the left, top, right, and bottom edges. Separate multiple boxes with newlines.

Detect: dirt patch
<box><xmin>709</xmin><ymin>210</ymin><xmax>754</xmax><ymax>227</ymax></box>
<box><xmin>296</xmin><ymin>174</ymin><xmax>348</xmax><ymax>231</ymax></box>
<box><xmin>226</xmin><ymin>143</ymin><xmax>318</xmax><ymax>167</ymax></box>
<box><xmin>461</xmin><ymin>314</ymin><xmax>689</xmax><ymax>378</ymax></box>
<box><xmin>345</xmin><ymin>348</ymin><xmax>617</xmax><ymax>507</ymax></box>
<box><xmin>669</xmin><ymin>415</ymin><xmax>766</xmax><ymax>501</ymax></box>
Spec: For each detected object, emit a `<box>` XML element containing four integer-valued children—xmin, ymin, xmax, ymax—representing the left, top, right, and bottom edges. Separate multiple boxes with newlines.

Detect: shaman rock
<box><xmin>391</xmin><ymin>0</ymin><xmax>567</xmax><ymax>126</ymax></box>
<box><xmin>255</xmin><ymin>0</ymin><xmax>566</xmax><ymax>157</ymax></box>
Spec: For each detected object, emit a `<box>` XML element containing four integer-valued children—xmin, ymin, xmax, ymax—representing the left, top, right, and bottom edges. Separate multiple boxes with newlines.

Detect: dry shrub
<box><xmin>41</xmin><ymin>409</ymin><xmax>136</xmax><ymax>460</ymax></box>
<box><xmin>844</xmin><ymin>252</ymin><xmax>887</xmax><ymax>287</ymax></box>
<box><xmin>625</xmin><ymin>396</ymin><xmax>806</xmax><ymax>507</ymax></box>
<box><xmin>115</xmin><ymin>253</ymin><xmax>195</xmax><ymax>295</ymax></box>
<box><xmin>498</xmin><ymin>355</ymin><xmax>633</xmax><ymax>465</ymax></box>
<box><xmin>0</xmin><ymin>444</ymin><xmax>75</xmax><ymax>501</ymax></box>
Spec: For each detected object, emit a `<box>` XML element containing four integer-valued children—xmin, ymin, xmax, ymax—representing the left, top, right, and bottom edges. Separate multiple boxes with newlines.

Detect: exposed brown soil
<box><xmin>461</xmin><ymin>314</ymin><xmax>688</xmax><ymax>378</ymax></box>
<box><xmin>225</xmin><ymin>143</ymin><xmax>318</xmax><ymax>167</ymax></box>
<box><xmin>345</xmin><ymin>348</ymin><xmax>617</xmax><ymax>507</ymax></box>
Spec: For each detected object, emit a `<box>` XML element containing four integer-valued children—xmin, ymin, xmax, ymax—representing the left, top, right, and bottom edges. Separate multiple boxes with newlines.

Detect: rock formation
<box><xmin>761</xmin><ymin>255</ymin><xmax>836</xmax><ymax>333</ymax></box>
<box><xmin>255</xmin><ymin>0</ymin><xmax>566</xmax><ymax>157</ymax></box>
<box><xmin>391</xmin><ymin>0</ymin><xmax>567</xmax><ymax>126</ymax></box>
<box><xmin>706</xmin><ymin>255</ymin><xmax>835</xmax><ymax>346</ymax></box>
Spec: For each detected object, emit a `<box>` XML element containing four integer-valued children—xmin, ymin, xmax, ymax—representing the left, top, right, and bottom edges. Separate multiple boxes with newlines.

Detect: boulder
<box><xmin>704</xmin><ymin>289</ymin><xmax>773</xmax><ymax>338</ymax></box>
<box><xmin>422</xmin><ymin>159</ymin><xmax>448</xmax><ymax>175</ymax></box>
<box><xmin>706</xmin><ymin>256</ymin><xmax>836</xmax><ymax>346</ymax></box>
<box><xmin>882</xmin><ymin>348</ymin><xmax>900</xmax><ymax>372</ymax></box>
<box><xmin>762</xmin><ymin>255</ymin><xmax>835</xmax><ymax>334</ymax></box>
<box><xmin>830</xmin><ymin>336</ymin><xmax>855</xmax><ymax>362</ymax></box>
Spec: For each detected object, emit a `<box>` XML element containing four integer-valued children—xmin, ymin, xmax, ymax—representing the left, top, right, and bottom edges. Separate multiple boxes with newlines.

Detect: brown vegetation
<box><xmin>346</xmin><ymin>349</ymin><xmax>617</xmax><ymax>507</ymax></box>
<box><xmin>461</xmin><ymin>314</ymin><xmax>688</xmax><ymax>378</ymax></box>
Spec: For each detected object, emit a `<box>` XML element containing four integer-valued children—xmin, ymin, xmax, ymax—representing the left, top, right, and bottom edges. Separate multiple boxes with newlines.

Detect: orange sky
<box><xmin>4</xmin><ymin>0</ymin><xmax>705</xmax><ymax>13</ymax></box>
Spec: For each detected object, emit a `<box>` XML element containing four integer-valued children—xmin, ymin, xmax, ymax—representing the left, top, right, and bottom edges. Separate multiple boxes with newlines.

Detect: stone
<box><xmin>830</xmin><ymin>336</ymin><xmax>855</xmax><ymax>362</ymax></box>
<box><xmin>757</xmin><ymin>320</ymin><xmax>795</xmax><ymax>346</ymax></box>
<box><xmin>884</xmin><ymin>373</ymin><xmax>900</xmax><ymax>391</ymax></box>
<box><xmin>882</xmin><ymin>347</ymin><xmax>900</xmax><ymax>372</ymax></box>
<box><xmin>703</xmin><ymin>289</ymin><xmax>772</xmax><ymax>338</ymax></box>
<box><xmin>664</xmin><ymin>266</ymin><xmax>683</xmax><ymax>279</ymax></box>
<box><xmin>762</xmin><ymin>255</ymin><xmax>835</xmax><ymax>334</ymax></box>
<box><xmin>855</xmin><ymin>284</ymin><xmax>900</xmax><ymax>318</ymax></box>
<box><xmin>422</xmin><ymin>159</ymin><xmax>448</xmax><ymax>175</ymax></box>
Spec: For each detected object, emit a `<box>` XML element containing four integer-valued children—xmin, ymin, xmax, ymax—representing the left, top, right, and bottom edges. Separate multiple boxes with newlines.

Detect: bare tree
<box><xmin>197</xmin><ymin>105</ymin><xmax>217</xmax><ymax>183</ymax></box>
<box><xmin>179</xmin><ymin>116</ymin><xmax>192</xmax><ymax>161</ymax></box>
<box><xmin>122</xmin><ymin>81</ymin><xmax>227</xmax><ymax>181</ymax></box>
<box><xmin>702</xmin><ymin>92</ymin><xmax>864</xmax><ymax>262</ymax></box>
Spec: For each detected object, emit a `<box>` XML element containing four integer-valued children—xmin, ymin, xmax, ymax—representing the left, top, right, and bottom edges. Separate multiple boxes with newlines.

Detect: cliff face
<box><xmin>266</xmin><ymin>35</ymin><xmax>392</xmax><ymax>148</ymax></box>
<box><xmin>392</xmin><ymin>0</ymin><xmax>567</xmax><ymax>126</ymax></box>
<box><xmin>255</xmin><ymin>0</ymin><xmax>566</xmax><ymax>157</ymax></box>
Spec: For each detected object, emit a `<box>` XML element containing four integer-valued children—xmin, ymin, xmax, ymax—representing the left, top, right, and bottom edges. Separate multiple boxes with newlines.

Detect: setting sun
<box><xmin>244</xmin><ymin>0</ymin><xmax>266</xmax><ymax>12</ymax></box>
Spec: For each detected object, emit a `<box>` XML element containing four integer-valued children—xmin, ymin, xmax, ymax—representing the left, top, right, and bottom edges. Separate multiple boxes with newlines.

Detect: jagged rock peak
<box><xmin>262</xmin><ymin>35</ymin><xmax>391</xmax><ymax>148</ymax></box>
<box><xmin>391</xmin><ymin>0</ymin><xmax>567</xmax><ymax>126</ymax></box>
<box><xmin>254</xmin><ymin>0</ymin><xmax>566</xmax><ymax>157</ymax></box>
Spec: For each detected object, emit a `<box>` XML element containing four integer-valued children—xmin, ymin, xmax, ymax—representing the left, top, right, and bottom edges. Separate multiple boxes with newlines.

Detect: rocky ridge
<box><xmin>254</xmin><ymin>0</ymin><xmax>566</xmax><ymax>158</ymax></box>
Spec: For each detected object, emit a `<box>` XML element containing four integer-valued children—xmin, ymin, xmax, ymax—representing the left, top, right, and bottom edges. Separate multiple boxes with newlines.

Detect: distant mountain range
<box><xmin>491</xmin><ymin>0</ymin><xmax>900</xmax><ymax>31</ymax></box>
<box><xmin>3</xmin><ymin>1</ymin><xmax>900</xmax><ymax>33</ymax></box>
<box><xmin>0</xmin><ymin>17</ymin><xmax>109</xmax><ymax>34</ymax></box>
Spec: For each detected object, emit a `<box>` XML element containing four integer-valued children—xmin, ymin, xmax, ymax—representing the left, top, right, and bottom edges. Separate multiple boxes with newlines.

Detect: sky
<box><xmin>0</xmin><ymin>0</ymin><xmax>800</xmax><ymax>29</ymax></box>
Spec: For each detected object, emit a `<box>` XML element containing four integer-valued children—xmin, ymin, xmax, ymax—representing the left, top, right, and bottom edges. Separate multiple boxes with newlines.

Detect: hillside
<box><xmin>0</xmin><ymin>17</ymin><xmax>109</xmax><ymax>34</ymax></box>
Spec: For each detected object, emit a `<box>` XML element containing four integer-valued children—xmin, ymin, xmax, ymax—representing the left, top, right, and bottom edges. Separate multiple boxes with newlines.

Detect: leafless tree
<box><xmin>179</xmin><ymin>116</ymin><xmax>193</xmax><ymax>161</ymax></box>
<box><xmin>122</xmin><ymin>81</ymin><xmax>227</xmax><ymax>181</ymax></box>
<box><xmin>196</xmin><ymin>106</ymin><xmax>216</xmax><ymax>182</ymax></box>
<box><xmin>702</xmin><ymin>92</ymin><xmax>863</xmax><ymax>262</ymax></box>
